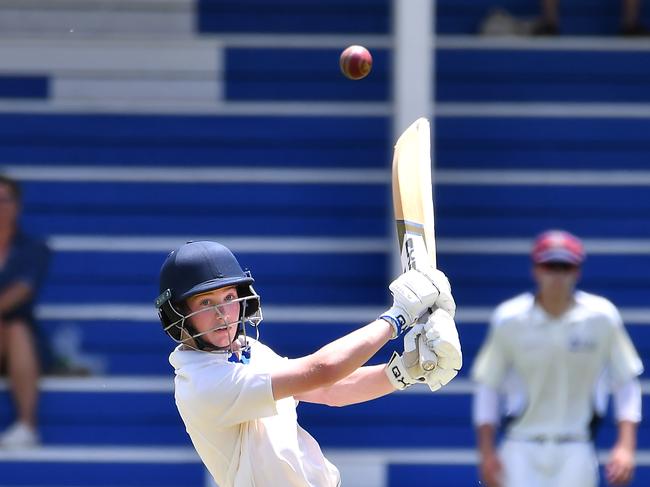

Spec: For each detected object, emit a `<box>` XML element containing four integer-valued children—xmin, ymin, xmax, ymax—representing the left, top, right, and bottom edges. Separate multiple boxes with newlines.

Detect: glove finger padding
<box><xmin>421</xmin><ymin>309</ymin><xmax>462</xmax><ymax>392</ymax></box>
<box><xmin>424</xmin><ymin>368</ymin><xmax>459</xmax><ymax>392</ymax></box>
<box><xmin>430</xmin><ymin>341</ymin><xmax>461</xmax><ymax>370</ymax></box>
<box><xmin>402</xmin><ymin>324</ymin><xmax>430</xmax><ymax>379</ymax></box>
<box><xmin>435</xmin><ymin>289</ymin><xmax>456</xmax><ymax>320</ymax></box>
<box><xmin>424</xmin><ymin>309</ymin><xmax>462</xmax><ymax>370</ymax></box>
<box><xmin>420</xmin><ymin>268</ymin><xmax>456</xmax><ymax>318</ymax></box>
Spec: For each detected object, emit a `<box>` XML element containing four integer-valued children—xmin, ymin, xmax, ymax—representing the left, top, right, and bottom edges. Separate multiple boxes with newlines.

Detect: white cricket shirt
<box><xmin>169</xmin><ymin>339</ymin><xmax>340</xmax><ymax>487</ymax></box>
<box><xmin>471</xmin><ymin>291</ymin><xmax>643</xmax><ymax>439</ymax></box>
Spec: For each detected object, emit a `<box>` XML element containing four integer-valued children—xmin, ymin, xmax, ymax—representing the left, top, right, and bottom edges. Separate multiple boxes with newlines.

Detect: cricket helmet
<box><xmin>155</xmin><ymin>241</ymin><xmax>262</xmax><ymax>351</ymax></box>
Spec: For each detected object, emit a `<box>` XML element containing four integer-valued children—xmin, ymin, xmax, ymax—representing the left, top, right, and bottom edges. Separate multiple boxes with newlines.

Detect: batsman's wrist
<box><xmin>379</xmin><ymin>315</ymin><xmax>399</xmax><ymax>339</ymax></box>
<box><xmin>380</xmin><ymin>306</ymin><xmax>410</xmax><ymax>339</ymax></box>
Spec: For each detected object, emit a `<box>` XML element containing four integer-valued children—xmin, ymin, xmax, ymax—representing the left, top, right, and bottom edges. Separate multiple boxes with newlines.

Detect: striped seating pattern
<box><xmin>197</xmin><ymin>0</ymin><xmax>650</xmax><ymax>36</ymax></box>
<box><xmin>1</xmin><ymin>2</ymin><xmax>649</xmax><ymax>486</ymax></box>
<box><xmin>0</xmin><ymin>461</ymin><xmax>204</xmax><ymax>487</ymax></box>
<box><xmin>0</xmin><ymin>76</ymin><xmax>48</xmax><ymax>98</ymax></box>
<box><xmin>3</xmin><ymin>386</ymin><xmax>649</xmax><ymax>449</ymax></box>
<box><xmin>225</xmin><ymin>48</ymin><xmax>390</xmax><ymax>101</ymax></box>
<box><xmin>0</xmin><ymin>114</ymin><xmax>390</xmax><ymax>167</ymax></box>
<box><xmin>197</xmin><ymin>0</ymin><xmax>390</xmax><ymax>34</ymax></box>
<box><xmin>22</xmin><ymin>180</ymin><xmax>389</xmax><ymax>236</ymax></box>
<box><xmin>437</xmin><ymin>0</ymin><xmax>650</xmax><ymax>35</ymax></box>
<box><xmin>439</xmin><ymin>49</ymin><xmax>650</xmax><ymax>102</ymax></box>
<box><xmin>36</xmin><ymin>318</ymin><xmax>650</xmax><ymax>381</ymax></box>
<box><xmin>436</xmin><ymin>117</ymin><xmax>650</xmax><ymax>169</ymax></box>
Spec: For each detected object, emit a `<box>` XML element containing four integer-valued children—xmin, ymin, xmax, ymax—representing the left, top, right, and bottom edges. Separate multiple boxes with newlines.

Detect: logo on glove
<box><xmin>390</xmin><ymin>365</ymin><xmax>410</xmax><ymax>388</ymax></box>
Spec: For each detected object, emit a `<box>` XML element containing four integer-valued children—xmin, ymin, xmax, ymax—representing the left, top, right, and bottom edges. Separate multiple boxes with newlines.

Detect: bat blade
<box><xmin>392</xmin><ymin>117</ymin><xmax>436</xmax><ymax>271</ymax></box>
<box><xmin>391</xmin><ymin>117</ymin><xmax>438</xmax><ymax>371</ymax></box>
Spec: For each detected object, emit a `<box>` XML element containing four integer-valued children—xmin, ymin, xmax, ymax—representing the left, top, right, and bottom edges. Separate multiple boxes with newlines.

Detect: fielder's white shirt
<box><xmin>471</xmin><ymin>291</ymin><xmax>643</xmax><ymax>439</ymax></box>
<box><xmin>169</xmin><ymin>339</ymin><xmax>340</xmax><ymax>487</ymax></box>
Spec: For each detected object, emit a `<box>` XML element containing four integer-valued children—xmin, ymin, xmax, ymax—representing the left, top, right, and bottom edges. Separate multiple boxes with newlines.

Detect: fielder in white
<box><xmin>155</xmin><ymin>240</ymin><xmax>462</xmax><ymax>487</ymax></box>
<box><xmin>472</xmin><ymin>230</ymin><xmax>643</xmax><ymax>487</ymax></box>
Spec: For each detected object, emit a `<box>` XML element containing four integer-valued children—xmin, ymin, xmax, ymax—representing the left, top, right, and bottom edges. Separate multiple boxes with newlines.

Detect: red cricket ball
<box><xmin>339</xmin><ymin>45</ymin><xmax>373</xmax><ymax>80</ymax></box>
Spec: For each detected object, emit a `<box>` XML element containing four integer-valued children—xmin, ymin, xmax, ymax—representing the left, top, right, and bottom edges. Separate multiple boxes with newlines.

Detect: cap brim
<box><xmin>533</xmin><ymin>249</ymin><xmax>583</xmax><ymax>265</ymax></box>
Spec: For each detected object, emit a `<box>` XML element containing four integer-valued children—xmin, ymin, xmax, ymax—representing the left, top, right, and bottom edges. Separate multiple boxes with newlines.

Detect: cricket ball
<box><xmin>339</xmin><ymin>45</ymin><xmax>372</xmax><ymax>80</ymax></box>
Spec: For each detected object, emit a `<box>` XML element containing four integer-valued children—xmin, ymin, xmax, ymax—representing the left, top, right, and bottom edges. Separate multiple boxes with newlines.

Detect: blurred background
<box><xmin>0</xmin><ymin>0</ymin><xmax>649</xmax><ymax>486</ymax></box>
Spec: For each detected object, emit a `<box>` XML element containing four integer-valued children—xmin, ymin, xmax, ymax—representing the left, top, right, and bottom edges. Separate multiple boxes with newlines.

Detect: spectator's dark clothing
<box><xmin>0</xmin><ymin>231</ymin><xmax>50</xmax><ymax>327</ymax></box>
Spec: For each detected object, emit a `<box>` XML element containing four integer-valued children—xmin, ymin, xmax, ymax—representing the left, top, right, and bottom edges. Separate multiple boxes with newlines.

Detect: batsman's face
<box><xmin>186</xmin><ymin>286</ymin><xmax>241</xmax><ymax>348</ymax></box>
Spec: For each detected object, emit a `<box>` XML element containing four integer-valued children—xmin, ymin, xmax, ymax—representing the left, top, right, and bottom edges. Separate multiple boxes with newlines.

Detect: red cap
<box><xmin>531</xmin><ymin>230</ymin><xmax>585</xmax><ymax>265</ymax></box>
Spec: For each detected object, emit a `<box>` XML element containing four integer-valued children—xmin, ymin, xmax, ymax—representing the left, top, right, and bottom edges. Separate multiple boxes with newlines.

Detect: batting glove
<box><xmin>421</xmin><ymin>309</ymin><xmax>462</xmax><ymax>391</ymax></box>
<box><xmin>384</xmin><ymin>350</ymin><xmax>425</xmax><ymax>390</ymax></box>
<box><xmin>420</xmin><ymin>267</ymin><xmax>456</xmax><ymax>318</ymax></box>
<box><xmin>380</xmin><ymin>270</ymin><xmax>439</xmax><ymax>339</ymax></box>
<box><xmin>384</xmin><ymin>323</ymin><xmax>432</xmax><ymax>390</ymax></box>
<box><xmin>384</xmin><ymin>311</ymin><xmax>462</xmax><ymax>392</ymax></box>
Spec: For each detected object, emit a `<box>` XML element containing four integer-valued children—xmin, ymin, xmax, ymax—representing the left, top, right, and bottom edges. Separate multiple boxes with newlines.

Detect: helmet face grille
<box><xmin>156</xmin><ymin>289</ymin><xmax>262</xmax><ymax>352</ymax></box>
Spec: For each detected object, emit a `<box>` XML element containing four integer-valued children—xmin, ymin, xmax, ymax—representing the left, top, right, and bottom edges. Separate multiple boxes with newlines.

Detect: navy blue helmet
<box><xmin>155</xmin><ymin>241</ymin><xmax>261</xmax><ymax>350</ymax></box>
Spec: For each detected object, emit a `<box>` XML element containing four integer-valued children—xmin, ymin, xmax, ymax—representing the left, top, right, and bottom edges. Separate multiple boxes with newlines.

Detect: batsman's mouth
<box><xmin>211</xmin><ymin>323</ymin><xmax>236</xmax><ymax>333</ymax></box>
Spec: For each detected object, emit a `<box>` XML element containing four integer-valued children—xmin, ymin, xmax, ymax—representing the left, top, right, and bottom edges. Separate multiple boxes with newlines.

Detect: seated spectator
<box><xmin>534</xmin><ymin>0</ymin><xmax>648</xmax><ymax>35</ymax></box>
<box><xmin>0</xmin><ymin>174</ymin><xmax>50</xmax><ymax>448</ymax></box>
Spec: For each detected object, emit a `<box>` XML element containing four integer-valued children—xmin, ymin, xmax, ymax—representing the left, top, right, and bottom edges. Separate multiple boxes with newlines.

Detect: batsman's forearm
<box><xmin>271</xmin><ymin>319</ymin><xmax>393</xmax><ymax>401</ymax></box>
<box><xmin>310</xmin><ymin>320</ymin><xmax>393</xmax><ymax>385</ymax></box>
<box><xmin>316</xmin><ymin>365</ymin><xmax>394</xmax><ymax>406</ymax></box>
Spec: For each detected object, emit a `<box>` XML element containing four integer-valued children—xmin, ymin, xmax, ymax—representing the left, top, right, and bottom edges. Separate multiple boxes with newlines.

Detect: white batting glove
<box><xmin>384</xmin><ymin>311</ymin><xmax>462</xmax><ymax>392</ymax></box>
<box><xmin>419</xmin><ymin>267</ymin><xmax>456</xmax><ymax>318</ymax></box>
<box><xmin>380</xmin><ymin>270</ymin><xmax>439</xmax><ymax>339</ymax></box>
<box><xmin>421</xmin><ymin>309</ymin><xmax>462</xmax><ymax>391</ymax></box>
<box><xmin>385</xmin><ymin>352</ymin><xmax>421</xmax><ymax>390</ymax></box>
<box><xmin>384</xmin><ymin>323</ymin><xmax>430</xmax><ymax>390</ymax></box>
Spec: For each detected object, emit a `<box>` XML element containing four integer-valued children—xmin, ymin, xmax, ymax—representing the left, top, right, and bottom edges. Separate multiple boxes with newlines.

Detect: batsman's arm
<box><xmin>271</xmin><ymin>270</ymin><xmax>437</xmax><ymax>401</ymax></box>
<box><xmin>271</xmin><ymin>319</ymin><xmax>393</xmax><ymax>401</ymax></box>
<box><xmin>296</xmin><ymin>364</ymin><xmax>394</xmax><ymax>407</ymax></box>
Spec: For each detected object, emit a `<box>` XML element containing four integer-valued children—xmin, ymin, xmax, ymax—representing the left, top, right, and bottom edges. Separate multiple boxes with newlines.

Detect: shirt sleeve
<box><xmin>176</xmin><ymin>363</ymin><xmax>278</xmax><ymax>429</ymax></box>
<box><xmin>473</xmin><ymin>382</ymin><xmax>500</xmax><ymax>426</ymax></box>
<box><xmin>471</xmin><ymin>313</ymin><xmax>510</xmax><ymax>388</ymax></box>
<box><xmin>606</xmin><ymin>306</ymin><xmax>644</xmax><ymax>386</ymax></box>
<box><xmin>613</xmin><ymin>377</ymin><xmax>642</xmax><ymax>423</ymax></box>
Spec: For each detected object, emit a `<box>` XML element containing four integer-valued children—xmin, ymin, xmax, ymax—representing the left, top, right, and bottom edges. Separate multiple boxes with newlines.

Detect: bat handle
<box><xmin>418</xmin><ymin>333</ymin><xmax>438</xmax><ymax>371</ymax></box>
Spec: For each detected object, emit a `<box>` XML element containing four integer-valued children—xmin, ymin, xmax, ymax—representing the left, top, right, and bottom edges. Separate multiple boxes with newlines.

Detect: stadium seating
<box><xmin>0</xmin><ymin>1</ymin><xmax>649</xmax><ymax>486</ymax></box>
<box><xmin>436</xmin><ymin>0</ymin><xmax>650</xmax><ymax>35</ymax></box>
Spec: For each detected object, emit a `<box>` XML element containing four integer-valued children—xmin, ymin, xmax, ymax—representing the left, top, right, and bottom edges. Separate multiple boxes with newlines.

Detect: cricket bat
<box><xmin>391</xmin><ymin>117</ymin><xmax>438</xmax><ymax>371</ymax></box>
